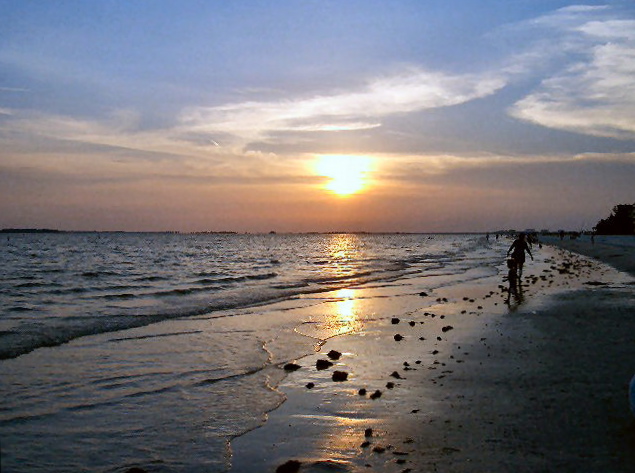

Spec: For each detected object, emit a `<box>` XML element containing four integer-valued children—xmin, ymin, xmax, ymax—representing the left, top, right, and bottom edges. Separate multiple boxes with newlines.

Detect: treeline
<box><xmin>0</xmin><ymin>228</ymin><xmax>63</xmax><ymax>233</ymax></box>
<box><xmin>593</xmin><ymin>204</ymin><xmax>635</xmax><ymax>235</ymax></box>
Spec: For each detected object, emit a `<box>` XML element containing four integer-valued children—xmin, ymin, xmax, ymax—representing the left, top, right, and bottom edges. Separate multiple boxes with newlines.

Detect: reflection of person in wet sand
<box><xmin>505</xmin><ymin>258</ymin><xmax>522</xmax><ymax>304</ymax></box>
<box><xmin>507</xmin><ymin>233</ymin><xmax>533</xmax><ymax>279</ymax></box>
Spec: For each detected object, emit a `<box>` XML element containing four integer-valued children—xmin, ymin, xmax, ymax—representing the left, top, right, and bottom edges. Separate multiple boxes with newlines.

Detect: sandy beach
<box><xmin>543</xmin><ymin>235</ymin><xmax>635</xmax><ymax>276</ymax></box>
<box><xmin>230</xmin><ymin>238</ymin><xmax>635</xmax><ymax>473</ymax></box>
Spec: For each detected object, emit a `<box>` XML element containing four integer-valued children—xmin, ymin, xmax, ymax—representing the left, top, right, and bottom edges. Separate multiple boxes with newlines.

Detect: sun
<box><xmin>315</xmin><ymin>155</ymin><xmax>372</xmax><ymax>196</ymax></box>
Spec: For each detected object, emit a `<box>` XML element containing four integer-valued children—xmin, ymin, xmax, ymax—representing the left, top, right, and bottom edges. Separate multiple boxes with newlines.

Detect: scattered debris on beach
<box><xmin>332</xmin><ymin>370</ymin><xmax>348</xmax><ymax>382</ymax></box>
<box><xmin>275</xmin><ymin>459</ymin><xmax>302</xmax><ymax>473</ymax></box>
<box><xmin>327</xmin><ymin>350</ymin><xmax>342</xmax><ymax>360</ymax></box>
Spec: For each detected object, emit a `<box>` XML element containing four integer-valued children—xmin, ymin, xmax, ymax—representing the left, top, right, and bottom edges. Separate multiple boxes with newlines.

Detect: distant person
<box><xmin>507</xmin><ymin>233</ymin><xmax>533</xmax><ymax>278</ymax></box>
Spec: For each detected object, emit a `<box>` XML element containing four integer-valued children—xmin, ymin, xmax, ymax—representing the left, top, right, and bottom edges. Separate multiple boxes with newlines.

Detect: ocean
<box><xmin>0</xmin><ymin>232</ymin><xmax>498</xmax><ymax>472</ymax></box>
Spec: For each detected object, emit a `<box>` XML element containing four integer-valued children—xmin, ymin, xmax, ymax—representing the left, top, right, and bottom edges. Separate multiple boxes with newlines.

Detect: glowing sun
<box><xmin>315</xmin><ymin>155</ymin><xmax>372</xmax><ymax>196</ymax></box>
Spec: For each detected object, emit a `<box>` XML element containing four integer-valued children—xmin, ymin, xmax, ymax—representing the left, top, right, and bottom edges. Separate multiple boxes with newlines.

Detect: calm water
<box><xmin>0</xmin><ymin>233</ymin><xmax>495</xmax><ymax>472</ymax></box>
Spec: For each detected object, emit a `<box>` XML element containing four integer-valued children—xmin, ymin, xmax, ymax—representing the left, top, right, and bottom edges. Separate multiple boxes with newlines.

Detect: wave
<box><xmin>101</xmin><ymin>293</ymin><xmax>138</xmax><ymax>300</ymax></box>
<box><xmin>7</xmin><ymin>306</ymin><xmax>36</xmax><ymax>312</ymax></box>
<box><xmin>81</xmin><ymin>270</ymin><xmax>120</xmax><ymax>278</ymax></box>
<box><xmin>0</xmin><ymin>268</ymin><xmax>394</xmax><ymax>360</ymax></box>
<box><xmin>14</xmin><ymin>281</ymin><xmax>54</xmax><ymax>289</ymax></box>
<box><xmin>217</xmin><ymin>272</ymin><xmax>279</xmax><ymax>283</ymax></box>
<box><xmin>271</xmin><ymin>282</ymin><xmax>310</xmax><ymax>290</ymax></box>
<box><xmin>133</xmin><ymin>275</ymin><xmax>169</xmax><ymax>282</ymax></box>
<box><xmin>0</xmin><ymin>234</ymin><xmax>489</xmax><ymax>361</ymax></box>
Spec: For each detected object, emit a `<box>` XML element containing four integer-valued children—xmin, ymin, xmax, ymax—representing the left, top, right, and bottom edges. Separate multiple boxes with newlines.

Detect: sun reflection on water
<box><xmin>323</xmin><ymin>288</ymin><xmax>364</xmax><ymax>338</ymax></box>
<box><xmin>323</xmin><ymin>234</ymin><xmax>363</xmax><ymax>279</ymax></box>
<box><xmin>334</xmin><ymin>289</ymin><xmax>356</xmax><ymax>321</ymax></box>
<box><xmin>299</xmin><ymin>234</ymin><xmax>370</xmax><ymax>348</ymax></box>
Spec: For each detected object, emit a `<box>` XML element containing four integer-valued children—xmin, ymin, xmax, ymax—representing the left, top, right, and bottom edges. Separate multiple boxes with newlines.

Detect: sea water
<box><xmin>0</xmin><ymin>232</ymin><xmax>498</xmax><ymax>472</ymax></box>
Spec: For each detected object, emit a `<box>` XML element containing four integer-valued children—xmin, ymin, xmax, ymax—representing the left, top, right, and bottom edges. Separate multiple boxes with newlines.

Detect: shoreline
<box><xmin>541</xmin><ymin>235</ymin><xmax>635</xmax><ymax>276</ymax></box>
<box><xmin>230</xmin><ymin>239</ymin><xmax>635</xmax><ymax>472</ymax></box>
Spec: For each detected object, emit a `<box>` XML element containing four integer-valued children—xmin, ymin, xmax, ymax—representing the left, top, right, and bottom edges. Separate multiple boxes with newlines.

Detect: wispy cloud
<box><xmin>509</xmin><ymin>6</ymin><xmax>635</xmax><ymax>140</ymax></box>
<box><xmin>0</xmin><ymin>66</ymin><xmax>509</xmax><ymax>157</ymax></box>
<box><xmin>0</xmin><ymin>87</ymin><xmax>29</xmax><ymax>93</ymax></box>
<box><xmin>178</xmin><ymin>67</ymin><xmax>508</xmax><ymax>145</ymax></box>
<box><xmin>0</xmin><ymin>109</ymin><xmax>219</xmax><ymax>161</ymax></box>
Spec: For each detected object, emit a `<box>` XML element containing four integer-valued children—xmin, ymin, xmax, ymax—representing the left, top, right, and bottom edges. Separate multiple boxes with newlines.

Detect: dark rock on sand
<box><xmin>409</xmin><ymin>321</ymin><xmax>416</xmax><ymax>327</ymax></box>
<box><xmin>365</xmin><ymin>428</ymin><xmax>374</xmax><ymax>437</ymax></box>
<box><xmin>125</xmin><ymin>468</ymin><xmax>148</xmax><ymax>473</ymax></box>
<box><xmin>316</xmin><ymin>359</ymin><xmax>333</xmax><ymax>370</ymax></box>
<box><xmin>392</xmin><ymin>317</ymin><xmax>400</xmax><ymax>324</ymax></box>
<box><xmin>419</xmin><ymin>291</ymin><xmax>428</xmax><ymax>296</ymax></box>
<box><xmin>327</xmin><ymin>350</ymin><xmax>342</xmax><ymax>360</ymax></box>
<box><xmin>370</xmin><ymin>390</ymin><xmax>383</xmax><ymax>399</ymax></box>
<box><xmin>332</xmin><ymin>370</ymin><xmax>348</xmax><ymax>382</ymax></box>
<box><xmin>442</xmin><ymin>325</ymin><xmax>454</xmax><ymax>333</ymax></box>
<box><xmin>276</xmin><ymin>460</ymin><xmax>302</xmax><ymax>473</ymax></box>
<box><xmin>390</xmin><ymin>371</ymin><xmax>402</xmax><ymax>379</ymax></box>
<box><xmin>394</xmin><ymin>334</ymin><xmax>404</xmax><ymax>341</ymax></box>
<box><xmin>306</xmin><ymin>382</ymin><xmax>315</xmax><ymax>389</ymax></box>
<box><xmin>358</xmin><ymin>388</ymin><xmax>367</xmax><ymax>395</ymax></box>
<box><xmin>283</xmin><ymin>363</ymin><xmax>301</xmax><ymax>371</ymax></box>
<box><xmin>386</xmin><ymin>382</ymin><xmax>395</xmax><ymax>389</ymax></box>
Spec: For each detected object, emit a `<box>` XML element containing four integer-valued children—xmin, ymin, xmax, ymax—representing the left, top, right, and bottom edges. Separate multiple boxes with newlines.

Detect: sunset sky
<box><xmin>1</xmin><ymin>1</ymin><xmax>634</xmax><ymax>232</ymax></box>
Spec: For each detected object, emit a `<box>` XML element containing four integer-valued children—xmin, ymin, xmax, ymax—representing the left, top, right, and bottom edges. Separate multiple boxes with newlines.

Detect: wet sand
<box><xmin>230</xmin><ymin>239</ymin><xmax>635</xmax><ymax>473</ymax></box>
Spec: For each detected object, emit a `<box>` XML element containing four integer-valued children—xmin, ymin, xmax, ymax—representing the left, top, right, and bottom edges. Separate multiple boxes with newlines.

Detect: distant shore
<box><xmin>1</xmin><ymin>228</ymin><xmax>495</xmax><ymax>235</ymax></box>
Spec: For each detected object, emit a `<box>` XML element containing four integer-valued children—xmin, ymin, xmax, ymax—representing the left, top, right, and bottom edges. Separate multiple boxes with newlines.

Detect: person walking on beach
<box><xmin>507</xmin><ymin>233</ymin><xmax>533</xmax><ymax>279</ymax></box>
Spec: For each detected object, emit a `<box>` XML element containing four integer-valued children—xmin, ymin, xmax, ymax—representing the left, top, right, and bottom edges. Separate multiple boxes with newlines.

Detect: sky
<box><xmin>1</xmin><ymin>0</ymin><xmax>634</xmax><ymax>233</ymax></box>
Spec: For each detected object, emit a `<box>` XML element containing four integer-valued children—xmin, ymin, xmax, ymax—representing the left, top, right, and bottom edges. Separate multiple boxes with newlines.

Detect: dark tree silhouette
<box><xmin>593</xmin><ymin>204</ymin><xmax>635</xmax><ymax>235</ymax></box>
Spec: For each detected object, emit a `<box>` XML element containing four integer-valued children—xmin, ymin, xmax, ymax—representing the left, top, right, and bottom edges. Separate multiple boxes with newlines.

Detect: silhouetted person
<box><xmin>507</xmin><ymin>233</ymin><xmax>533</xmax><ymax>279</ymax></box>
